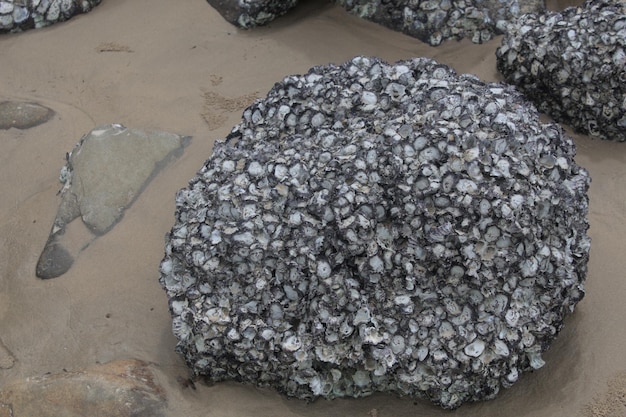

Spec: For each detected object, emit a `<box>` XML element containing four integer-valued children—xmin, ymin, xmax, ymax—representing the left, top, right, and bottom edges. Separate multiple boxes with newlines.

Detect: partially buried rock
<box><xmin>496</xmin><ymin>0</ymin><xmax>626</xmax><ymax>141</ymax></box>
<box><xmin>206</xmin><ymin>0</ymin><xmax>298</xmax><ymax>28</ymax></box>
<box><xmin>0</xmin><ymin>359</ymin><xmax>166</xmax><ymax>417</ymax></box>
<box><xmin>0</xmin><ymin>101</ymin><xmax>54</xmax><ymax>129</ymax></box>
<box><xmin>37</xmin><ymin>124</ymin><xmax>190</xmax><ymax>279</ymax></box>
<box><xmin>160</xmin><ymin>56</ymin><xmax>590</xmax><ymax>409</ymax></box>
<box><xmin>334</xmin><ymin>0</ymin><xmax>545</xmax><ymax>46</ymax></box>
<box><xmin>0</xmin><ymin>0</ymin><xmax>102</xmax><ymax>33</ymax></box>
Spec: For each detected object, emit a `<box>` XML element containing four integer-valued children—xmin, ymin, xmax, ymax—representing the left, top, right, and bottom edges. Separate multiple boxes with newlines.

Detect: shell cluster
<box><xmin>160</xmin><ymin>56</ymin><xmax>591</xmax><ymax>409</ymax></box>
<box><xmin>496</xmin><ymin>0</ymin><xmax>626</xmax><ymax>141</ymax></box>
<box><xmin>205</xmin><ymin>0</ymin><xmax>298</xmax><ymax>28</ymax></box>
<box><xmin>204</xmin><ymin>0</ymin><xmax>544</xmax><ymax>46</ymax></box>
<box><xmin>0</xmin><ymin>0</ymin><xmax>101</xmax><ymax>33</ymax></box>
<box><xmin>334</xmin><ymin>0</ymin><xmax>545</xmax><ymax>46</ymax></box>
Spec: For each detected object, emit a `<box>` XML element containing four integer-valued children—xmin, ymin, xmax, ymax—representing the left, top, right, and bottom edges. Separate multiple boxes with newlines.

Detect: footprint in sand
<box><xmin>580</xmin><ymin>372</ymin><xmax>626</xmax><ymax>417</ymax></box>
<box><xmin>201</xmin><ymin>89</ymin><xmax>259</xmax><ymax>130</ymax></box>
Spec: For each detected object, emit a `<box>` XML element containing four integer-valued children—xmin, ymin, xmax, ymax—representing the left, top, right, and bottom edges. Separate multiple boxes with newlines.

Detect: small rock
<box><xmin>206</xmin><ymin>0</ymin><xmax>298</xmax><ymax>28</ymax></box>
<box><xmin>0</xmin><ymin>101</ymin><xmax>53</xmax><ymax>129</ymax></box>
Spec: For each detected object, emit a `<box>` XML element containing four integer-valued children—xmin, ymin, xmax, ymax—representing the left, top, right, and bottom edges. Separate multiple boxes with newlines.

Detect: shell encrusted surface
<box><xmin>0</xmin><ymin>0</ymin><xmax>102</xmax><ymax>33</ymax></box>
<box><xmin>334</xmin><ymin>0</ymin><xmax>545</xmax><ymax>46</ymax></box>
<box><xmin>496</xmin><ymin>0</ymin><xmax>626</xmax><ymax>141</ymax></box>
<box><xmin>160</xmin><ymin>57</ymin><xmax>591</xmax><ymax>409</ymax></box>
<box><xmin>205</xmin><ymin>0</ymin><xmax>298</xmax><ymax>28</ymax></box>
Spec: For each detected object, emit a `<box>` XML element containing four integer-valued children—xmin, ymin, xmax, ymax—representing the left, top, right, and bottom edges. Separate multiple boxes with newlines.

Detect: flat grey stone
<box><xmin>0</xmin><ymin>101</ymin><xmax>54</xmax><ymax>129</ymax></box>
<box><xmin>36</xmin><ymin>124</ymin><xmax>190</xmax><ymax>279</ymax></box>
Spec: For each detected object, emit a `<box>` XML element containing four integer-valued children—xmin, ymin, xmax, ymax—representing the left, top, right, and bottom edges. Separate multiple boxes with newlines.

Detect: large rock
<box><xmin>203</xmin><ymin>0</ymin><xmax>545</xmax><ymax>44</ymax></box>
<box><xmin>205</xmin><ymin>0</ymin><xmax>298</xmax><ymax>28</ymax></box>
<box><xmin>36</xmin><ymin>124</ymin><xmax>190</xmax><ymax>279</ymax></box>
<box><xmin>160</xmin><ymin>56</ymin><xmax>590</xmax><ymax>409</ymax></box>
<box><xmin>334</xmin><ymin>0</ymin><xmax>545</xmax><ymax>45</ymax></box>
<box><xmin>0</xmin><ymin>359</ymin><xmax>166</xmax><ymax>417</ymax></box>
<box><xmin>0</xmin><ymin>0</ymin><xmax>102</xmax><ymax>33</ymax></box>
<box><xmin>496</xmin><ymin>0</ymin><xmax>626</xmax><ymax>141</ymax></box>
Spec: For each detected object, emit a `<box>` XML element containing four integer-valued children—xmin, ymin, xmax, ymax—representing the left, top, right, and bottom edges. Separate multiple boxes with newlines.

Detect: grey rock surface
<box><xmin>37</xmin><ymin>124</ymin><xmax>190</xmax><ymax>279</ymax></box>
<box><xmin>205</xmin><ymin>0</ymin><xmax>298</xmax><ymax>28</ymax></box>
<box><xmin>0</xmin><ymin>0</ymin><xmax>101</xmax><ymax>33</ymax></box>
<box><xmin>0</xmin><ymin>101</ymin><xmax>54</xmax><ymax>129</ymax></box>
<box><xmin>160</xmin><ymin>56</ymin><xmax>590</xmax><ymax>409</ymax></box>
<box><xmin>496</xmin><ymin>0</ymin><xmax>626</xmax><ymax>141</ymax></box>
<box><xmin>334</xmin><ymin>0</ymin><xmax>545</xmax><ymax>45</ymax></box>
<box><xmin>0</xmin><ymin>338</ymin><xmax>15</xmax><ymax>370</ymax></box>
<box><xmin>0</xmin><ymin>359</ymin><xmax>166</xmax><ymax>417</ymax></box>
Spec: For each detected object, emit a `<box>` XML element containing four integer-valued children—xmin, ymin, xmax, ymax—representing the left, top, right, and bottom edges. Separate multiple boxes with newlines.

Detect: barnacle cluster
<box><xmin>496</xmin><ymin>0</ymin><xmax>626</xmax><ymax>141</ymax></box>
<box><xmin>335</xmin><ymin>0</ymin><xmax>545</xmax><ymax>46</ymax></box>
<box><xmin>160</xmin><ymin>56</ymin><xmax>590</xmax><ymax>409</ymax></box>
<box><xmin>204</xmin><ymin>0</ymin><xmax>545</xmax><ymax>46</ymax></box>
<box><xmin>0</xmin><ymin>0</ymin><xmax>101</xmax><ymax>33</ymax></box>
<box><xmin>205</xmin><ymin>0</ymin><xmax>298</xmax><ymax>28</ymax></box>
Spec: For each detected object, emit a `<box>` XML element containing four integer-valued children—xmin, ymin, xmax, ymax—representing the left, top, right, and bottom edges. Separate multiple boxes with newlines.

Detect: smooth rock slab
<box><xmin>36</xmin><ymin>124</ymin><xmax>190</xmax><ymax>279</ymax></box>
<box><xmin>0</xmin><ymin>359</ymin><xmax>166</xmax><ymax>417</ymax></box>
<box><xmin>0</xmin><ymin>101</ymin><xmax>54</xmax><ymax>129</ymax></box>
<box><xmin>0</xmin><ymin>0</ymin><xmax>101</xmax><ymax>33</ymax></box>
<box><xmin>496</xmin><ymin>0</ymin><xmax>626</xmax><ymax>141</ymax></box>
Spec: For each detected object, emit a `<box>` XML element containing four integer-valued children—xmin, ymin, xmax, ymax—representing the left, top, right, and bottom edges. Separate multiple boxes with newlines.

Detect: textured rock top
<box><xmin>205</xmin><ymin>0</ymin><xmax>298</xmax><ymax>28</ymax></box>
<box><xmin>496</xmin><ymin>0</ymin><xmax>626</xmax><ymax>141</ymax></box>
<box><xmin>160</xmin><ymin>56</ymin><xmax>590</xmax><ymax>409</ymax></box>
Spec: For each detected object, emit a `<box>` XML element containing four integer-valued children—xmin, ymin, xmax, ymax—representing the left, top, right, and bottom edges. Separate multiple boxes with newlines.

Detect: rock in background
<box><xmin>0</xmin><ymin>0</ymin><xmax>102</xmax><ymax>33</ymax></box>
<box><xmin>160</xmin><ymin>56</ymin><xmax>590</xmax><ymax>409</ymax></box>
<box><xmin>203</xmin><ymin>0</ymin><xmax>545</xmax><ymax>45</ymax></box>
<box><xmin>205</xmin><ymin>0</ymin><xmax>298</xmax><ymax>28</ymax></box>
<box><xmin>36</xmin><ymin>124</ymin><xmax>190</xmax><ymax>279</ymax></box>
<box><xmin>334</xmin><ymin>0</ymin><xmax>546</xmax><ymax>45</ymax></box>
<box><xmin>496</xmin><ymin>0</ymin><xmax>626</xmax><ymax>141</ymax></box>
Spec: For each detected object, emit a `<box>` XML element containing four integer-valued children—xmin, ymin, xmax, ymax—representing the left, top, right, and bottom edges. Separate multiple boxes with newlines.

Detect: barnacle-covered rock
<box><xmin>496</xmin><ymin>0</ymin><xmax>626</xmax><ymax>141</ymax></box>
<box><xmin>160</xmin><ymin>56</ymin><xmax>590</xmax><ymax>409</ymax></box>
<box><xmin>0</xmin><ymin>0</ymin><xmax>101</xmax><ymax>33</ymax></box>
<box><xmin>205</xmin><ymin>0</ymin><xmax>298</xmax><ymax>28</ymax></box>
<box><xmin>334</xmin><ymin>0</ymin><xmax>545</xmax><ymax>46</ymax></box>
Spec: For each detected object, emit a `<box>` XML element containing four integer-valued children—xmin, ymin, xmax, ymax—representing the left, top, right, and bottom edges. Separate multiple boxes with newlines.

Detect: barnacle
<box><xmin>160</xmin><ymin>56</ymin><xmax>590</xmax><ymax>409</ymax></box>
<box><xmin>496</xmin><ymin>0</ymin><xmax>626</xmax><ymax>141</ymax></box>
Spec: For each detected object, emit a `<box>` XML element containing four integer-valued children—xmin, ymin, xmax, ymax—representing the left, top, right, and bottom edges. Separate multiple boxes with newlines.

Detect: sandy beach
<box><xmin>1</xmin><ymin>0</ymin><xmax>625</xmax><ymax>415</ymax></box>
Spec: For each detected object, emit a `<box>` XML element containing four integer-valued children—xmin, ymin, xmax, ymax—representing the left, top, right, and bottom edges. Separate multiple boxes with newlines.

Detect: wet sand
<box><xmin>1</xmin><ymin>0</ymin><xmax>625</xmax><ymax>416</ymax></box>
